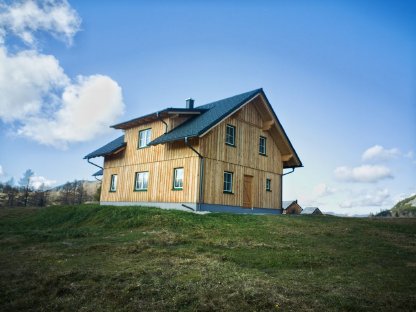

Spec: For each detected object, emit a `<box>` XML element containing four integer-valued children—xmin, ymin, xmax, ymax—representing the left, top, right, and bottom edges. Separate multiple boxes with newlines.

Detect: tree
<box><xmin>94</xmin><ymin>183</ymin><xmax>102</xmax><ymax>202</ymax></box>
<box><xmin>33</xmin><ymin>183</ymin><xmax>49</xmax><ymax>207</ymax></box>
<box><xmin>60</xmin><ymin>182</ymin><xmax>73</xmax><ymax>205</ymax></box>
<box><xmin>19</xmin><ymin>169</ymin><xmax>34</xmax><ymax>207</ymax></box>
<box><xmin>4</xmin><ymin>184</ymin><xmax>18</xmax><ymax>207</ymax></box>
<box><xmin>75</xmin><ymin>181</ymin><xmax>86</xmax><ymax>204</ymax></box>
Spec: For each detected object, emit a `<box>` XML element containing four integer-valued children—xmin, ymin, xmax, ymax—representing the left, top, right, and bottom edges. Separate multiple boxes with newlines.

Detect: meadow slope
<box><xmin>0</xmin><ymin>205</ymin><xmax>415</xmax><ymax>311</ymax></box>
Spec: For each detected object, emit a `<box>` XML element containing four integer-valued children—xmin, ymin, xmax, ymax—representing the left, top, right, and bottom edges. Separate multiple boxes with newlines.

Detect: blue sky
<box><xmin>0</xmin><ymin>0</ymin><xmax>415</xmax><ymax>215</ymax></box>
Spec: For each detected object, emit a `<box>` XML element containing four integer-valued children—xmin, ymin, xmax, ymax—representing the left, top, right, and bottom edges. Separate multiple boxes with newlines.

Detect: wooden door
<box><xmin>243</xmin><ymin>175</ymin><xmax>253</xmax><ymax>208</ymax></box>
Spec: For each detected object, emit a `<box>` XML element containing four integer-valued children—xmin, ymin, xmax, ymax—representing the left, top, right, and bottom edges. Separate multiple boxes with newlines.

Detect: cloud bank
<box><xmin>314</xmin><ymin>183</ymin><xmax>336</xmax><ymax>197</ymax></box>
<box><xmin>334</xmin><ymin>165</ymin><xmax>393</xmax><ymax>183</ymax></box>
<box><xmin>30</xmin><ymin>175</ymin><xmax>56</xmax><ymax>189</ymax></box>
<box><xmin>362</xmin><ymin>145</ymin><xmax>400</xmax><ymax>162</ymax></box>
<box><xmin>0</xmin><ymin>0</ymin><xmax>81</xmax><ymax>45</ymax></box>
<box><xmin>339</xmin><ymin>188</ymin><xmax>390</xmax><ymax>208</ymax></box>
<box><xmin>0</xmin><ymin>0</ymin><xmax>124</xmax><ymax>148</ymax></box>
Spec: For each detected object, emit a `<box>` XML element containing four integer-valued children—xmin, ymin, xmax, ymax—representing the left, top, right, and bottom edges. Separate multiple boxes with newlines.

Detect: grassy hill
<box><xmin>376</xmin><ymin>194</ymin><xmax>416</xmax><ymax>217</ymax></box>
<box><xmin>391</xmin><ymin>194</ymin><xmax>416</xmax><ymax>217</ymax></box>
<box><xmin>0</xmin><ymin>205</ymin><xmax>415</xmax><ymax>311</ymax></box>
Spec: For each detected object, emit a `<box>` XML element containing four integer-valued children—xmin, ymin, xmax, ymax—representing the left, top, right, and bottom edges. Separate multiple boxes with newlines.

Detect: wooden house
<box><xmin>84</xmin><ymin>89</ymin><xmax>302</xmax><ymax>214</ymax></box>
<box><xmin>282</xmin><ymin>200</ymin><xmax>302</xmax><ymax>214</ymax></box>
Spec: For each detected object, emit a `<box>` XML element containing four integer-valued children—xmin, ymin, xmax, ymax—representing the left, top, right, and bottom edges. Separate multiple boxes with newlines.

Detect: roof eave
<box><xmin>83</xmin><ymin>143</ymin><xmax>126</xmax><ymax>159</ymax></box>
<box><xmin>259</xmin><ymin>90</ymin><xmax>303</xmax><ymax>168</ymax></box>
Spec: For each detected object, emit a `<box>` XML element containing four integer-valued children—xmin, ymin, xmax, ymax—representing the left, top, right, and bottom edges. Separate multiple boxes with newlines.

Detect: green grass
<box><xmin>0</xmin><ymin>205</ymin><xmax>415</xmax><ymax>311</ymax></box>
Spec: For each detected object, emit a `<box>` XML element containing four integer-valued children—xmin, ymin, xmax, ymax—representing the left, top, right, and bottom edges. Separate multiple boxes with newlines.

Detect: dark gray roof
<box><xmin>92</xmin><ymin>169</ymin><xmax>103</xmax><ymax>176</ymax></box>
<box><xmin>149</xmin><ymin>88</ymin><xmax>262</xmax><ymax>145</ymax></box>
<box><xmin>84</xmin><ymin>135</ymin><xmax>125</xmax><ymax>159</ymax></box>
<box><xmin>301</xmin><ymin>207</ymin><xmax>322</xmax><ymax>214</ymax></box>
<box><xmin>282</xmin><ymin>200</ymin><xmax>297</xmax><ymax>209</ymax></box>
<box><xmin>84</xmin><ymin>88</ymin><xmax>302</xmax><ymax>168</ymax></box>
<box><xmin>111</xmin><ymin>107</ymin><xmax>206</xmax><ymax>130</ymax></box>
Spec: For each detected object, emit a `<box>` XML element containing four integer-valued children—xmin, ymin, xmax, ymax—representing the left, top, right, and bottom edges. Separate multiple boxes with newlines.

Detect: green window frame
<box><xmin>225</xmin><ymin>124</ymin><xmax>236</xmax><ymax>146</ymax></box>
<box><xmin>173</xmin><ymin>167</ymin><xmax>184</xmax><ymax>190</ymax></box>
<box><xmin>134</xmin><ymin>171</ymin><xmax>149</xmax><ymax>191</ymax></box>
<box><xmin>223</xmin><ymin>171</ymin><xmax>233</xmax><ymax>193</ymax></box>
<box><xmin>266</xmin><ymin>178</ymin><xmax>271</xmax><ymax>192</ymax></box>
<box><xmin>138</xmin><ymin>128</ymin><xmax>152</xmax><ymax>148</ymax></box>
<box><xmin>110</xmin><ymin>174</ymin><xmax>117</xmax><ymax>192</ymax></box>
<box><xmin>259</xmin><ymin>136</ymin><xmax>267</xmax><ymax>155</ymax></box>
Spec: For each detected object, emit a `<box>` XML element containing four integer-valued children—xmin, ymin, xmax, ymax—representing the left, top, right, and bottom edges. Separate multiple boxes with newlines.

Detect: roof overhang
<box><xmin>111</xmin><ymin>108</ymin><xmax>206</xmax><ymax>130</ymax></box>
<box><xmin>83</xmin><ymin>135</ymin><xmax>126</xmax><ymax>159</ymax></box>
<box><xmin>254</xmin><ymin>91</ymin><xmax>302</xmax><ymax>168</ymax></box>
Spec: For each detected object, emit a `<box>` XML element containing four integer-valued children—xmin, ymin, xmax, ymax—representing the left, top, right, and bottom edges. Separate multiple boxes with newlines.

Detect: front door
<box><xmin>243</xmin><ymin>175</ymin><xmax>253</xmax><ymax>208</ymax></box>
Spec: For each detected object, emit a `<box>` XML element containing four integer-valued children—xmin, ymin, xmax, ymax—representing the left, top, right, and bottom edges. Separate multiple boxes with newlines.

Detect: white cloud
<box><xmin>362</xmin><ymin>145</ymin><xmax>400</xmax><ymax>162</ymax></box>
<box><xmin>0</xmin><ymin>0</ymin><xmax>81</xmax><ymax>46</ymax></box>
<box><xmin>0</xmin><ymin>0</ymin><xmax>125</xmax><ymax>148</ymax></box>
<box><xmin>30</xmin><ymin>175</ymin><xmax>56</xmax><ymax>190</ymax></box>
<box><xmin>334</xmin><ymin>165</ymin><xmax>393</xmax><ymax>183</ymax></box>
<box><xmin>313</xmin><ymin>183</ymin><xmax>336</xmax><ymax>197</ymax></box>
<box><xmin>339</xmin><ymin>188</ymin><xmax>390</xmax><ymax>208</ymax></box>
<box><xmin>0</xmin><ymin>164</ymin><xmax>4</xmax><ymax>177</ymax></box>
<box><xmin>18</xmin><ymin>75</ymin><xmax>124</xmax><ymax>148</ymax></box>
<box><xmin>0</xmin><ymin>47</ymin><xmax>68</xmax><ymax>121</ymax></box>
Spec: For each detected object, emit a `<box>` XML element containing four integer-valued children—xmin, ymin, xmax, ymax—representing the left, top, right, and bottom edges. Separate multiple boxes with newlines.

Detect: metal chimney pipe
<box><xmin>186</xmin><ymin>98</ymin><xmax>194</xmax><ymax>109</ymax></box>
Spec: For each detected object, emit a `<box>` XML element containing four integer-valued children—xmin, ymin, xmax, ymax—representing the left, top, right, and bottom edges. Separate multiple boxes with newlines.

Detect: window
<box><xmin>223</xmin><ymin>171</ymin><xmax>233</xmax><ymax>193</ymax></box>
<box><xmin>138</xmin><ymin>128</ymin><xmax>152</xmax><ymax>148</ymax></box>
<box><xmin>259</xmin><ymin>136</ymin><xmax>267</xmax><ymax>155</ymax></box>
<box><xmin>225</xmin><ymin>124</ymin><xmax>236</xmax><ymax>146</ymax></box>
<box><xmin>173</xmin><ymin>168</ymin><xmax>184</xmax><ymax>190</ymax></box>
<box><xmin>266</xmin><ymin>178</ymin><xmax>271</xmax><ymax>192</ymax></box>
<box><xmin>135</xmin><ymin>171</ymin><xmax>149</xmax><ymax>191</ymax></box>
<box><xmin>110</xmin><ymin>174</ymin><xmax>117</xmax><ymax>192</ymax></box>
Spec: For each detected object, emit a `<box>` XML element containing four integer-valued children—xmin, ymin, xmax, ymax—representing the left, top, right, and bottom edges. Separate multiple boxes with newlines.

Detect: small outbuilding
<box><xmin>301</xmin><ymin>207</ymin><xmax>323</xmax><ymax>215</ymax></box>
<box><xmin>282</xmin><ymin>200</ymin><xmax>302</xmax><ymax>214</ymax></box>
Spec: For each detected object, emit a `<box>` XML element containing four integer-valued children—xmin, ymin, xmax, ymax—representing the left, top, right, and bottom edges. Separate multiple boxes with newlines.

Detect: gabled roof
<box><xmin>149</xmin><ymin>89</ymin><xmax>262</xmax><ymax>146</ymax></box>
<box><xmin>84</xmin><ymin>135</ymin><xmax>126</xmax><ymax>159</ymax></box>
<box><xmin>282</xmin><ymin>200</ymin><xmax>298</xmax><ymax>209</ymax></box>
<box><xmin>111</xmin><ymin>108</ymin><xmax>206</xmax><ymax>130</ymax></box>
<box><xmin>84</xmin><ymin>88</ymin><xmax>302</xmax><ymax>168</ymax></box>
<box><xmin>301</xmin><ymin>207</ymin><xmax>322</xmax><ymax>214</ymax></box>
<box><xmin>92</xmin><ymin>169</ymin><xmax>103</xmax><ymax>176</ymax></box>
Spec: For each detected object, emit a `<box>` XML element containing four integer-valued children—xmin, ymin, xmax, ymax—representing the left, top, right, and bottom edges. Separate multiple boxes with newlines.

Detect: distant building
<box><xmin>301</xmin><ymin>207</ymin><xmax>323</xmax><ymax>215</ymax></box>
<box><xmin>282</xmin><ymin>200</ymin><xmax>302</xmax><ymax>214</ymax></box>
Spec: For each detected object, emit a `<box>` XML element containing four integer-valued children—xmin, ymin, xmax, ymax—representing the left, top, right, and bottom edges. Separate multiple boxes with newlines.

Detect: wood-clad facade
<box><xmin>101</xmin><ymin>118</ymin><xmax>201</xmax><ymax>205</ymax></box>
<box><xmin>87</xmin><ymin>89</ymin><xmax>302</xmax><ymax>214</ymax></box>
<box><xmin>199</xmin><ymin>101</ymin><xmax>282</xmax><ymax>209</ymax></box>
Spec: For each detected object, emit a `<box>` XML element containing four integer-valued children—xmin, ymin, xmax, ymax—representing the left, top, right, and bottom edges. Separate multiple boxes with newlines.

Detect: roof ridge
<box><xmin>196</xmin><ymin>88</ymin><xmax>263</xmax><ymax>109</ymax></box>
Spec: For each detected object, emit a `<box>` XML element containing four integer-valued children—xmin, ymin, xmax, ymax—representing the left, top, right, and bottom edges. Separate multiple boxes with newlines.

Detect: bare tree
<box><xmin>60</xmin><ymin>182</ymin><xmax>73</xmax><ymax>205</ymax></box>
<box><xmin>4</xmin><ymin>178</ymin><xmax>18</xmax><ymax>207</ymax></box>
<box><xmin>19</xmin><ymin>169</ymin><xmax>34</xmax><ymax>207</ymax></box>
<box><xmin>75</xmin><ymin>181</ymin><xmax>86</xmax><ymax>204</ymax></box>
<box><xmin>33</xmin><ymin>183</ymin><xmax>49</xmax><ymax>207</ymax></box>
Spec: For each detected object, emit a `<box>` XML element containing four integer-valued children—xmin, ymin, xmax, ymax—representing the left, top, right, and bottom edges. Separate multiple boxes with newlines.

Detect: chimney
<box><xmin>186</xmin><ymin>98</ymin><xmax>194</xmax><ymax>109</ymax></box>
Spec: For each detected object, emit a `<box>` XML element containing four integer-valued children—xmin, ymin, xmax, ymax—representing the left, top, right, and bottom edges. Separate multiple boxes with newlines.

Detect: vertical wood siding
<box><xmin>101</xmin><ymin>118</ymin><xmax>200</xmax><ymax>203</ymax></box>
<box><xmin>200</xmin><ymin>100</ymin><xmax>283</xmax><ymax>209</ymax></box>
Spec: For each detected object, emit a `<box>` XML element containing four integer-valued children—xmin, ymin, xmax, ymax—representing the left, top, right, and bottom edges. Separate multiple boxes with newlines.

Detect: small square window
<box><xmin>266</xmin><ymin>178</ymin><xmax>271</xmax><ymax>192</ymax></box>
<box><xmin>135</xmin><ymin>171</ymin><xmax>149</xmax><ymax>191</ymax></box>
<box><xmin>138</xmin><ymin>129</ymin><xmax>152</xmax><ymax>148</ymax></box>
<box><xmin>223</xmin><ymin>171</ymin><xmax>233</xmax><ymax>193</ymax></box>
<box><xmin>110</xmin><ymin>174</ymin><xmax>117</xmax><ymax>192</ymax></box>
<box><xmin>173</xmin><ymin>168</ymin><xmax>184</xmax><ymax>190</ymax></box>
<box><xmin>225</xmin><ymin>124</ymin><xmax>235</xmax><ymax>146</ymax></box>
<box><xmin>259</xmin><ymin>136</ymin><xmax>267</xmax><ymax>155</ymax></box>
